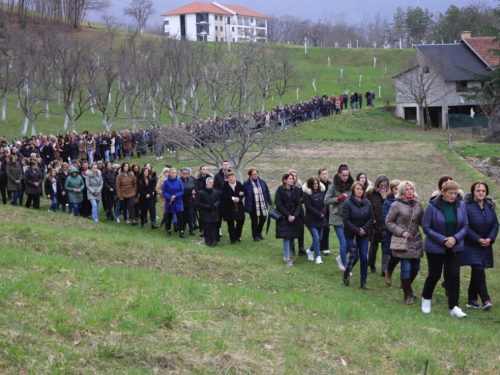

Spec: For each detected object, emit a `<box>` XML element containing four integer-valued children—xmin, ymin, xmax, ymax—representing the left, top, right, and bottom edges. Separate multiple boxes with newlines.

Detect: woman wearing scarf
<box><xmin>385</xmin><ymin>181</ymin><xmax>424</xmax><ymax>305</ymax></box>
<box><xmin>221</xmin><ymin>172</ymin><xmax>245</xmax><ymax>244</ymax></box>
<box><xmin>243</xmin><ymin>168</ymin><xmax>273</xmax><ymax>242</ymax></box>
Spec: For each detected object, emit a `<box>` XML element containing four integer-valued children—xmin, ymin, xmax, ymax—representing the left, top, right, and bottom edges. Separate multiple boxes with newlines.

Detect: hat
<box><xmin>97</xmin><ymin>160</ymin><xmax>103</xmax><ymax>164</ymax></box>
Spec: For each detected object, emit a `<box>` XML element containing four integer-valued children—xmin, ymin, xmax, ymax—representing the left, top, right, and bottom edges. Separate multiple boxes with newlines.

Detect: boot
<box><xmin>410</xmin><ymin>273</ymin><xmax>417</xmax><ymax>298</ymax></box>
<box><xmin>179</xmin><ymin>230</ymin><xmax>186</xmax><ymax>238</ymax></box>
<box><xmin>160</xmin><ymin>213</ymin><xmax>167</xmax><ymax>228</ymax></box>
<box><xmin>385</xmin><ymin>270</ymin><xmax>393</xmax><ymax>286</ymax></box>
<box><xmin>401</xmin><ymin>278</ymin><xmax>413</xmax><ymax>305</ymax></box>
<box><xmin>151</xmin><ymin>221</ymin><xmax>158</xmax><ymax>230</ymax></box>
<box><xmin>343</xmin><ymin>271</ymin><xmax>350</xmax><ymax>286</ymax></box>
<box><xmin>360</xmin><ymin>279</ymin><xmax>369</xmax><ymax>290</ymax></box>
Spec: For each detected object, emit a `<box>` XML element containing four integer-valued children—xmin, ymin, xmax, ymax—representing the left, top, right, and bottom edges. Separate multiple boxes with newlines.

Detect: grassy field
<box><xmin>2</xmin><ymin>106</ymin><xmax>500</xmax><ymax>373</ymax></box>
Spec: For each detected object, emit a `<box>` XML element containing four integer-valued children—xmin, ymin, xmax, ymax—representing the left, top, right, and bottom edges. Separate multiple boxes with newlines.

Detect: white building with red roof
<box><xmin>161</xmin><ymin>2</ymin><xmax>268</xmax><ymax>42</ymax></box>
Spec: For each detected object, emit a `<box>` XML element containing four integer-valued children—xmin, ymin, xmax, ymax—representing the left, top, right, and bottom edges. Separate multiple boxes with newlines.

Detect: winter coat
<box><xmin>423</xmin><ymin>194</ymin><xmax>468</xmax><ymax>254</ymax></box>
<box><xmin>162</xmin><ymin>176</ymin><xmax>184</xmax><ymax>213</ymax></box>
<box><xmin>366</xmin><ymin>188</ymin><xmax>387</xmax><ymax>242</ymax></box>
<box><xmin>320</xmin><ymin>178</ymin><xmax>333</xmax><ymax>216</ymax></box>
<box><xmin>64</xmin><ymin>168</ymin><xmax>85</xmax><ymax>203</ymax></box>
<box><xmin>116</xmin><ymin>171</ymin><xmax>137</xmax><ymax>200</ymax></box>
<box><xmin>242</xmin><ymin>177</ymin><xmax>273</xmax><ymax>213</ymax></box>
<box><xmin>85</xmin><ymin>170</ymin><xmax>103</xmax><ymax>200</ymax></box>
<box><xmin>342</xmin><ymin>194</ymin><xmax>374</xmax><ymax>239</ymax></box>
<box><xmin>214</xmin><ymin>168</ymin><xmax>230</xmax><ymax>191</ymax></box>
<box><xmin>382</xmin><ymin>193</ymin><xmax>396</xmax><ymax>255</ymax></box>
<box><xmin>385</xmin><ymin>197</ymin><xmax>424</xmax><ymax>259</ymax></box>
<box><xmin>68</xmin><ymin>141</ymin><xmax>79</xmax><ymax>161</ymax></box>
<box><xmin>462</xmin><ymin>193</ymin><xmax>499</xmax><ymax>268</ymax></box>
<box><xmin>102</xmin><ymin>168</ymin><xmax>117</xmax><ymax>192</ymax></box>
<box><xmin>156</xmin><ymin>173</ymin><xmax>168</xmax><ymax>214</ymax></box>
<box><xmin>195</xmin><ymin>187</ymin><xmax>221</xmax><ymax>223</ymax></box>
<box><xmin>24</xmin><ymin>167</ymin><xmax>43</xmax><ymax>196</ymax></box>
<box><xmin>324</xmin><ymin>173</ymin><xmax>354</xmax><ymax>226</ymax></box>
<box><xmin>302</xmin><ymin>183</ymin><xmax>327</xmax><ymax>228</ymax></box>
<box><xmin>137</xmin><ymin>175</ymin><xmax>157</xmax><ymax>202</ymax></box>
<box><xmin>6</xmin><ymin>162</ymin><xmax>22</xmax><ymax>192</ymax></box>
<box><xmin>78</xmin><ymin>140</ymin><xmax>87</xmax><ymax>160</ymax></box>
<box><xmin>44</xmin><ymin>176</ymin><xmax>57</xmax><ymax>199</ymax></box>
<box><xmin>57</xmin><ymin>170</ymin><xmax>70</xmax><ymax>204</ymax></box>
<box><xmin>181</xmin><ymin>176</ymin><xmax>196</xmax><ymax>208</ymax></box>
<box><xmin>194</xmin><ymin>172</ymin><xmax>213</xmax><ymax>192</ymax></box>
<box><xmin>220</xmin><ymin>180</ymin><xmax>245</xmax><ymax>221</ymax></box>
<box><xmin>274</xmin><ymin>185</ymin><xmax>304</xmax><ymax>239</ymax></box>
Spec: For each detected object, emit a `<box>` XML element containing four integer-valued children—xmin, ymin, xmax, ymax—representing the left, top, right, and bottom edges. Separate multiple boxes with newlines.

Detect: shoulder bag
<box><xmin>390</xmin><ymin>205</ymin><xmax>415</xmax><ymax>252</ymax></box>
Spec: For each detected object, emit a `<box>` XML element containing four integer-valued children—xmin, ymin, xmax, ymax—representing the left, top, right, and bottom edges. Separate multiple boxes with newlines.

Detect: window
<box><xmin>456</xmin><ymin>81</ymin><xmax>468</xmax><ymax>92</ymax></box>
<box><xmin>216</xmin><ymin>36</ymin><xmax>218</xmax><ymax>41</ymax></box>
<box><xmin>232</xmin><ymin>26</ymin><xmax>234</xmax><ymax>32</ymax></box>
<box><xmin>232</xmin><ymin>38</ymin><xmax>235</xmax><ymax>41</ymax></box>
<box><xmin>220</xmin><ymin>26</ymin><xmax>223</xmax><ymax>32</ymax></box>
<box><xmin>251</xmin><ymin>18</ymin><xmax>253</xmax><ymax>23</ymax></box>
<box><xmin>166</xmin><ymin>31</ymin><xmax>170</xmax><ymax>37</ymax></box>
<box><xmin>215</xmin><ymin>26</ymin><xmax>218</xmax><ymax>31</ymax></box>
<box><xmin>214</xmin><ymin>15</ymin><xmax>217</xmax><ymax>21</ymax></box>
<box><xmin>164</xmin><ymin>20</ymin><xmax>169</xmax><ymax>26</ymax></box>
<box><xmin>227</xmin><ymin>17</ymin><xmax>230</xmax><ymax>24</ymax></box>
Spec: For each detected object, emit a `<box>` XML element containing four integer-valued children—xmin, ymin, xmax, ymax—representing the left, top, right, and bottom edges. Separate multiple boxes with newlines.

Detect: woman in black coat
<box><xmin>220</xmin><ymin>172</ymin><xmax>245</xmax><ymax>244</ymax></box>
<box><xmin>137</xmin><ymin>167</ymin><xmax>158</xmax><ymax>229</ymax></box>
<box><xmin>68</xmin><ymin>135</ymin><xmax>79</xmax><ymax>162</ymax></box>
<box><xmin>275</xmin><ymin>173</ymin><xmax>304</xmax><ymax>267</ymax></box>
<box><xmin>195</xmin><ymin>177</ymin><xmax>221</xmax><ymax>247</ymax></box>
<box><xmin>462</xmin><ymin>181</ymin><xmax>499</xmax><ymax>310</ymax></box>
<box><xmin>44</xmin><ymin>168</ymin><xmax>59</xmax><ymax>212</ymax></box>
<box><xmin>24</xmin><ymin>160</ymin><xmax>43</xmax><ymax>210</ymax></box>
<box><xmin>303</xmin><ymin>176</ymin><xmax>327</xmax><ymax>264</ymax></box>
<box><xmin>180</xmin><ymin>167</ymin><xmax>196</xmax><ymax>235</ymax></box>
<box><xmin>342</xmin><ymin>181</ymin><xmax>374</xmax><ymax>289</ymax></box>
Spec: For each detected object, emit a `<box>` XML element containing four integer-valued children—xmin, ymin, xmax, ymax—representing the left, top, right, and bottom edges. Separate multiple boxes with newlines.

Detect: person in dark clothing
<box><xmin>180</xmin><ymin>167</ymin><xmax>196</xmax><ymax>235</ymax></box>
<box><xmin>138</xmin><ymin>167</ymin><xmax>158</xmax><ymax>229</ymax></box>
<box><xmin>462</xmin><ymin>181</ymin><xmax>499</xmax><ymax>310</ymax></box>
<box><xmin>24</xmin><ymin>160</ymin><xmax>43</xmax><ymax>210</ymax></box>
<box><xmin>381</xmin><ymin>179</ymin><xmax>402</xmax><ymax>286</ymax></box>
<box><xmin>318</xmin><ymin>168</ymin><xmax>332</xmax><ymax>255</ymax></box>
<box><xmin>195</xmin><ymin>177</ymin><xmax>220</xmax><ymax>247</ymax></box>
<box><xmin>303</xmin><ymin>176</ymin><xmax>327</xmax><ymax>264</ymax></box>
<box><xmin>220</xmin><ymin>172</ymin><xmax>245</xmax><ymax>244</ymax></box>
<box><xmin>243</xmin><ymin>168</ymin><xmax>273</xmax><ymax>241</ymax></box>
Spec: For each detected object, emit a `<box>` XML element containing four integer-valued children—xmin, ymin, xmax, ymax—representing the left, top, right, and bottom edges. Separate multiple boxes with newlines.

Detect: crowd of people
<box><xmin>1</xmin><ymin>126</ymin><xmax>496</xmax><ymax>319</ymax></box>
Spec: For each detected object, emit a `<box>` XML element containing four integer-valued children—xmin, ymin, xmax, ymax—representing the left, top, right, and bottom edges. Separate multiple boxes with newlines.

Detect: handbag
<box><xmin>390</xmin><ymin>205</ymin><xmax>415</xmax><ymax>252</ymax></box>
<box><xmin>269</xmin><ymin>208</ymin><xmax>283</xmax><ymax>220</ymax></box>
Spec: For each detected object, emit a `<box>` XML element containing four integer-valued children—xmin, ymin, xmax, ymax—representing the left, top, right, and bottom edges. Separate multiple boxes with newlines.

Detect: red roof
<box><xmin>161</xmin><ymin>2</ymin><xmax>267</xmax><ymax>18</ymax></box>
<box><xmin>462</xmin><ymin>37</ymin><xmax>500</xmax><ymax>68</ymax></box>
<box><xmin>161</xmin><ymin>2</ymin><xmax>232</xmax><ymax>16</ymax></box>
<box><xmin>220</xmin><ymin>4</ymin><xmax>268</xmax><ymax>18</ymax></box>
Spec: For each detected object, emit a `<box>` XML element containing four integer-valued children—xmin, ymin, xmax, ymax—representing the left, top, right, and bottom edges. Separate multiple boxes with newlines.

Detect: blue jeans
<box><xmin>345</xmin><ymin>235</ymin><xmax>369</xmax><ymax>280</ymax></box>
<box><xmin>283</xmin><ymin>238</ymin><xmax>292</xmax><ymax>259</ymax></box>
<box><xmin>69</xmin><ymin>203</ymin><xmax>80</xmax><ymax>216</ymax></box>
<box><xmin>115</xmin><ymin>197</ymin><xmax>121</xmax><ymax>219</ymax></box>
<box><xmin>308</xmin><ymin>227</ymin><xmax>324</xmax><ymax>257</ymax></box>
<box><xmin>87</xmin><ymin>150</ymin><xmax>94</xmax><ymax>164</ymax></box>
<box><xmin>49</xmin><ymin>196</ymin><xmax>58</xmax><ymax>212</ymax></box>
<box><xmin>104</xmin><ymin>150</ymin><xmax>110</xmax><ymax>162</ymax></box>
<box><xmin>400</xmin><ymin>258</ymin><xmax>420</xmax><ymax>279</ymax></box>
<box><xmin>334</xmin><ymin>225</ymin><xmax>347</xmax><ymax>265</ymax></box>
<box><xmin>90</xmin><ymin>199</ymin><xmax>100</xmax><ymax>221</ymax></box>
<box><xmin>12</xmin><ymin>190</ymin><xmax>21</xmax><ymax>206</ymax></box>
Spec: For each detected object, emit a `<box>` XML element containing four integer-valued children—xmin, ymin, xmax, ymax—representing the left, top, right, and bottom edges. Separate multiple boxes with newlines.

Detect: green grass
<box><xmin>2</xmin><ymin>109</ymin><xmax>500</xmax><ymax>373</ymax></box>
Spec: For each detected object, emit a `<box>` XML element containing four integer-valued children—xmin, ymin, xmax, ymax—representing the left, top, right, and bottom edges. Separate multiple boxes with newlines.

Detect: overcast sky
<box><xmin>87</xmin><ymin>0</ymin><xmax>494</xmax><ymax>29</ymax></box>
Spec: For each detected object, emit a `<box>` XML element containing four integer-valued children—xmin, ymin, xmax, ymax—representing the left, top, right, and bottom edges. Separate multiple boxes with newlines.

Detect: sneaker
<box><xmin>116</xmin><ymin>217</ymin><xmax>120</xmax><ymax>223</ymax></box>
<box><xmin>482</xmin><ymin>301</ymin><xmax>493</xmax><ymax>311</ymax></box>
<box><xmin>422</xmin><ymin>298</ymin><xmax>431</xmax><ymax>314</ymax></box>
<box><xmin>321</xmin><ymin>249</ymin><xmax>330</xmax><ymax>255</ymax></box>
<box><xmin>336</xmin><ymin>255</ymin><xmax>344</xmax><ymax>271</ymax></box>
<box><xmin>125</xmin><ymin>220</ymin><xmax>129</xmax><ymax>225</ymax></box>
<box><xmin>167</xmin><ymin>230</ymin><xmax>172</xmax><ymax>237</ymax></box>
<box><xmin>450</xmin><ymin>306</ymin><xmax>467</xmax><ymax>318</ymax></box>
<box><xmin>315</xmin><ymin>256</ymin><xmax>323</xmax><ymax>265</ymax></box>
<box><xmin>466</xmin><ymin>300</ymin><xmax>481</xmax><ymax>308</ymax></box>
<box><xmin>305</xmin><ymin>249</ymin><xmax>314</xmax><ymax>261</ymax></box>
<box><xmin>285</xmin><ymin>258</ymin><xmax>293</xmax><ymax>267</ymax></box>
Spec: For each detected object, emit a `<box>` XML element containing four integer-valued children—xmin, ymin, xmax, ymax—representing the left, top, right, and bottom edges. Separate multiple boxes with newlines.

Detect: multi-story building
<box><xmin>161</xmin><ymin>2</ymin><xmax>268</xmax><ymax>42</ymax></box>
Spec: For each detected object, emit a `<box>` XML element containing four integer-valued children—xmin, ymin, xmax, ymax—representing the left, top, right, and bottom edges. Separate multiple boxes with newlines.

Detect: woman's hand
<box><xmin>444</xmin><ymin>236</ymin><xmax>456</xmax><ymax>248</ymax></box>
<box><xmin>402</xmin><ymin>231</ymin><xmax>411</xmax><ymax>238</ymax></box>
<box><xmin>359</xmin><ymin>228</ymin><xmax>366</xmax><ymax>236</ymax></box>
<box><xmin>233</xmin><ymin>197</ymin><xmax>239</xmax><ymax>203</ymax></box>
<box><xmin>288</xmin><ymin>215</ymin><xmax>295</xmax><ymax>223</ymax></box>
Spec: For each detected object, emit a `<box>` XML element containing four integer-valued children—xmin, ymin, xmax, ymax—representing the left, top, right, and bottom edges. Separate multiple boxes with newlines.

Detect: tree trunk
<box><xmin>2</xmin><ymin>93</ymin><xmax>7</xmax><ymax>121</ymax></box>
<box><xmin>71</xmin><ymin>119</ymin><xmax>77</xmax><ymax>133</ymax></box>
<box><xmin>63</xmin><ymin>113</ymin><xmax>69</xmax><ymax>131</ymax></box>
<box><xmin>22</xmin><ymin>117</ymin><xmax>29</xmax><ymax>136</ymax></box>
<box><xmin>30</xmin><ymin>120</ymin><xmax>36</xmax><ymax>137</ymax></box>
<box><xmin>45</xmin><ymin>100</ymin><xmax>50</xmax><ymax>120</ymax></box>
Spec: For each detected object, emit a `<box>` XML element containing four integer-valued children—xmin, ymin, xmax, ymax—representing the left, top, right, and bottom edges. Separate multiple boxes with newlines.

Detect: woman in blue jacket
<box><xmin>462</xmin><ymin>181</ymin><xmax>499</xmax><ymax>310</ymax></box>
<box><xmin>162</xmin><ymin>168</ymin><xmax>185</xmax><ymax>238</ymax></box>
<box><xmin>342</xmin><ymin>181</ymin><xmax>374</xmax><ymax>289</ymax></box>
<box><xmin>421</xmin><ymin>180</ymin><xmax>469</xmax><ymax>318</ymax></box>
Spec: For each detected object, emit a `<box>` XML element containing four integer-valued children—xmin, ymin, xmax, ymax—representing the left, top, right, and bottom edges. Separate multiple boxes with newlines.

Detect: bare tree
<box><xmin>123</xmin><ymin>0</ymin><xmax>155</xmax><ymax>35</ymax></box>
<box><xmin>274</xmin><ymin>47</ymin><xmax>296</xmax><ymax>106</ymax></box>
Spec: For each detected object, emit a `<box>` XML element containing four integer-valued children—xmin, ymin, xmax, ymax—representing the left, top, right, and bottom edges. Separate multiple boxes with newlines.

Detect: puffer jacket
<box><xmin>24</xmin><ymin>167</ymin><xmax>43</xmax><ymax>196</ymax></box>
<box><xmin>365</xmin><ymin>176</ymin><xmax>389</xmax><ymax>242</ymax></box>
<box><xmin>57</xmin><ymin>170</ymin><xmax>70</xmax><ymax>204</ymax></box>
<box><xmin>85</xmin><ymin>169</ymin><xmax>103</xmax><ymax>200</ymax></box>
<box><xmin>6</xmin><ymin>162</ymin><xmax>22</xmax><ymax>191</ymax></box>
<box><xmin>102</xmin><ymin>168</ymin><xmax>116</xmax><ymax>192</ymax></box>
<box><xmin>324</xmin><ymin>173</ymin><xmax>354</xmax><ymax>226</ymax></box>
<box><xmin>181</xmin><ymin>175</ymin><xmax>196</xmax><ymax>208</ymax></box>
<box><xmin>116</xmin><ymin>171</ymin><xmax>137</xmax><ymax>200</ymax></box>
<box><xmin>385</xmin><ymin>197</ymin><xmax>424</xmax><ymax>259</ymax></box>
<box><xmin>274</xmin><ymin>185</ymin><xmax>304</xmax><ymax>239</ymax></box>
<box><xmin>195</xmin><ymin>187</ymin><xmax>221</xmax><ymax>223</ymax></box>
<box><xmin>64</xmin><ymin>167</ymin><xmax>85</xmax><ymax>203</ymax></box>
<box><xmin>423</xmin><ymin>194</ymin><xmax>468</xmax><ymax>254</ymax></box>
<box><xmin>137</xmin><ymin>175</ymin><xmax>157</xmax><ymax>201</ymax></box>
<box><xmin>303</xmin><ymin>183</ymin><xmax>327</xmax><ymax>228</ymax></box>
<box><xmin>342</xmin><ymin>194</ymin><xmax>373</xmax><ymax>239</ymax></box>
<box><xmin>162</xmin><ymin>176</ymin><xmax>184</xmax><ymax>213</ymax></box>
<box><xmin>462</xmin><ymin>193</ymin><xmax>499</xmax><ymax>268</ymax></box>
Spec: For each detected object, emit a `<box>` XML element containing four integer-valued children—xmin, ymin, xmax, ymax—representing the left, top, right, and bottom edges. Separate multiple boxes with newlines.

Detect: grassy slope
<box><xmin>2</xmin><ymin>108</ymin><xmax>500</xmax><ymax>374</ymax></box>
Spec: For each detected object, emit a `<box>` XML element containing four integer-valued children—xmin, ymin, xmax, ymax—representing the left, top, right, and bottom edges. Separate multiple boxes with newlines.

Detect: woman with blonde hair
<box><xmin>385</xmin><ymin>181</ymin><xmax>424</xmax><ymax>304</ymax></box>
<box><xmin>157</xmin><ymin>167</ymin><xmax>169</xmax><ymax>226</ymax></box>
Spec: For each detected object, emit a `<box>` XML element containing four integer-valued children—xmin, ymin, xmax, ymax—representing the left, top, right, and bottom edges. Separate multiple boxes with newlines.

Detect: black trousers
<box><xmin>226</xmin><ymin>219</ymin><xmax>244</xmax><ymax>242</ymax></box>
<box><xmin>249</xmin><ymin>209</ymin><xmax>266</xmax><ymax>237</ymax></box>
<box><xmin>166</xmin><ymin>211</ymin><xmax>184</xmax><ymax>232</ymax></box>
<box><xmin>422</xmin><ymin>251</ymin><xmax>462</xmax><ymax>309</ymax></box>
<box><xmin>468</xmin><ymin>265</ymin><xmax>490</xmax><ymax>303</ymax></box>
<box><xmin>102</xmin><ymin>190</ymin><xmax>115</xmax><ymax>218</ymax></box>
<box><xmin>140</xmin><ymin>198</ymin><xmax>156</xmax><ymax>225</ymax></box>
<box><xmin>25</xmin><ymin>194</ymin><xmax>40</xmax><ymax>210</ymax></box>
<box><xmin>320</xmin><ymin>224</ymin><xmax>330</xmax><ymax>251</ymax></box>
<box><xmin>0</xmin><ymin>182</ymin><xmax>6</xmax><ymax>204</ymax></box>
<box><xmin>387</xmin><ymin>254</ymin><xmax>401</xmax><ymax>272</ymax></box>
<box><xmin>121</xmin><ymin>197</ymin><xmax>136</xmax><ymax>221</ymax></box>
<box><xmin>204</xmin><ymin>222</ymin><xmax>218</xmax><ymax>245</ymax></box>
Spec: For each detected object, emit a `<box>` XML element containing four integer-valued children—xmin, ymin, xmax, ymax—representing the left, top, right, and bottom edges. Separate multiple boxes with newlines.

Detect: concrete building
<box><xmin>393</xmin><ymin>32</ymin><xmax>498</xmax><ymax>129</ymax></box>
<box><xmin>161</xmin><ymin>2</ymin><xmax>268</xmax><ymax>42</ymax></box>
